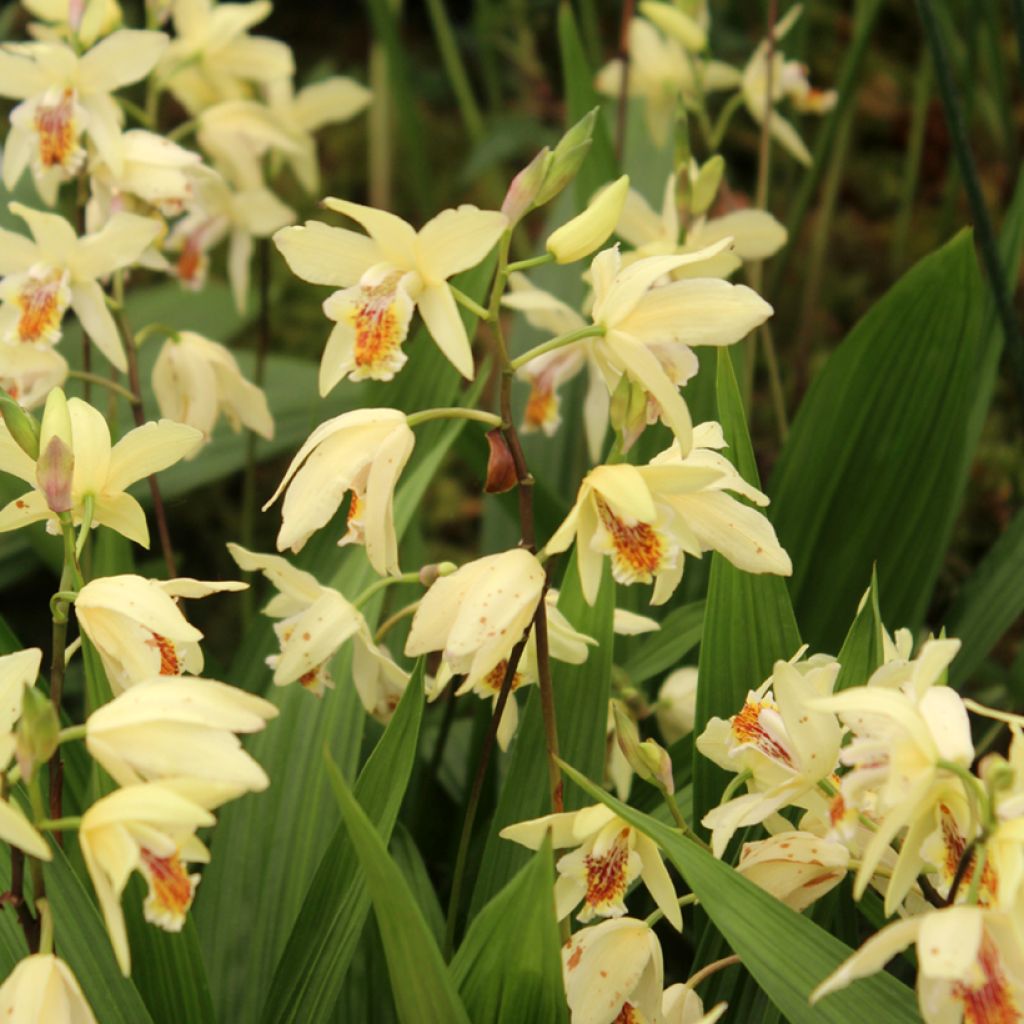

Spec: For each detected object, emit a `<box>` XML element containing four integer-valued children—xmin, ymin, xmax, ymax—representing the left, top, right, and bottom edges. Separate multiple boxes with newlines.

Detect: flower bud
<box><xmin>613</xmin><ymin>700</ymin><xmax>675</xmax><ymax>794</ymax></box>
<box><xmin>484</xmin><ymin>428</ymin><xmax>518</xmax><ymax>493</ymax></box>
<box><xmin>534</xmin><ymin>108</ymin><xmax>597</xmax><ymax>207</ymax></box>
<box><xmin>16</xmin><ymin>686</ymin><xmax>59</xmax><ymax>783</ymax></box>
<box><xmin>546</xmin><ymin>175</ymin><xmax>630</xmax><ymax>264</ymax></box>
<box><xmin>37</xmin><ymin>388</ymin><xmax>75</xmax><ymax>514</ymax></box>
<box><xmin>609</xmin><ymin>374</ymin><xmax>649</xmax><ymax>452</ymax></box>
<box><xmin>656</xmin><ymin>667</ymin><xmax>698</xmax><ymax>745</ymax></box>
<box><xmin>639</xmin><ymin>1</ymin><xmax>707</xmax><ymax>52</ymax></box>
<box><xmin>502</xmin><ymin>147</ymin><xmax>552</xmax><ymax>225</ymax></box>
<box><xmin>689</xmin><ymin>154</ymin><xmax>725</xmax><ymax>216</ymax></box>
<box><xmin>419</xmin><ymin>561</ymin><xmax>458</xmax><ymax>588</ymax></box>
<box><xmin>0</xmin><ymin>390</ymin><xmax>40</xmax><ymax>459</ymax></box>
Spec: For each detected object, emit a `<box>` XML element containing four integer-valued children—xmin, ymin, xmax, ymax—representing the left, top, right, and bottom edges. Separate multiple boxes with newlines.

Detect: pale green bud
<box><xmin>502</xmin><ymin>147</ymin><xmax>552</xmax><ymax>225</ymax></box>
<box><xmin>36</xmin><ymin>389</ymin><xmax>74</xmax><ymax>514</ymax></box>
<box><xmin>690</xmin><ymin>155</ymin><xmax>725</xmax><ymax>215</ymax></box>
<box><xmin>534</xmin><ymin>109</ymin><xmax>597</xmax><ymax>207</ymax></box>
<box><xmin>16</xmin><ymin>686</ymin><xmax>59</xmax><ymax>783</ymax></box>
<box><xmin>546</xmin><ymin>175</ymin><xmax>630</xmax><ymax>265</ymax></box>
<box><xmin>612</xmin><ymin>701</ymin><xmax>675</xmax><ymax>794</ymax></box>
<box><xmin>0</xmin><ymin>391</ymin><xmax>40</xmax><ymax>460</ymax></box>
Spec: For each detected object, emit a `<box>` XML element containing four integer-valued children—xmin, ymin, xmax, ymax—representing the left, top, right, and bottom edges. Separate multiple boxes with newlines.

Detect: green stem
<box><xmin>719</xmin><ymin>768</ymin><xmax>752</xmax><ymax>805</ymax></box>
<box><xmin>450</xmin><ymin>285</ymin><xmax>491</xmax><ymax>321</ymax></box>
<box><xmin>709</xmin><ymin>93</ymin><xmax>745</xmax><ymax>151</ymax></box>
<box><xmin>37</xmin><ymin>899</ymin><xmax>53</xmax><ymax>956</ymax></box>
<box><xmin>374</xmin><ymin>599</ymin><xmax>420</xmax><ymax>642</ymax></box>
<box><xmin>354</xmin><ymin>571</ymin><xmax>424</xmax><ymax>609</ymax></box>
<box><xmin>964</xmin><ymin>842</ymin><xmax>988</xmax><ymax>905</ymax></box>
<box><xmin>58</xmin><ymin>724</ymin><xmax>86</xmax><ymax>745</ymax></box>
<box><xmin>645</xmin><ymin>891</ymin><xmax>699</xmax><ymax>927</ymax></box>
<box><xmin>423</xmin><ymin>0</ymin><xmax>486</xmax><ymax>142</ymax></box>
<box><xmin>75</xmin><ymin>494</ymin><xmax>94</xmax><ymax>561</ymax></box>
<box><xmin>505</xmin><ymin>252</ymin><xmax>556</xmax><ymax>274</ymax></box>
<box><xmin>508</xmin><ymin>325</ymin><xmax>605</xmax><ymax>372</ymax></box>
<box><xmin>166</xmin><ymin>118</ymin><xmax>197</xmax><ymax>144</ymax></box>
<box><xmin>117</xmin><ymin>95</ymin><xmax>153</xmax><ymax>129</ymax></box>
<box><xmin>664</xmin><ymin>790</ymin><xmax>711</xmax><ymax>850</ymax></box>
<box><xmin>66</xmin><ymin>370</ymin><xmax>139</xmax><ymax>404</ymax></box>
<box><xmin>405</xmin><ymin>407</ymin><xmax>503</xmax><ymax>429</ymax></box>
<box><xmin>36</xmin><ymin>816</ymin><xmax>82</xmax><ymax>831</ymax></box>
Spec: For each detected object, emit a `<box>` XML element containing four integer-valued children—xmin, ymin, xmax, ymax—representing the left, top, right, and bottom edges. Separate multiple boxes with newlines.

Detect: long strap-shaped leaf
<box><xmin>260</xmin><ymin>664</ymin><xmax>425</xmax><ymax>1024</ymax></box>
<box><xmin>560</xmin><ymin>762</ymin><xmax>921</xmax><ymax>1024</ymax></box>
<box><xmin>324</xmin><ymin>745</ymin><xmax>471</xmax><ymax>1024</ymax></box>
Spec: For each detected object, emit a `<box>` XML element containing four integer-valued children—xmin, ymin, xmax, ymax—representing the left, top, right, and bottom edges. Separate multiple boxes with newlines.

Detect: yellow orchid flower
<box><xmin>0</xmin><ymin>202</ymin><xmax>161</xmax><ymax>369</ymax></box>
<box><xmin>0</xmin><ymin>344</ymin><xmax>68</xmax><ymax>409</ymax></box>
<box><xmin>501</xmin><ymin>803</ymin><xmax>682</xmax><ymax>930</ymax></box>
<box><xmin>75</xmin><ymin>574</ymin><xmax>246</xmax><ymax>694</ymax></box>
<box><xmin>79</xmin><ymin>780</ymin><xmax>225</xmax><ymax>975</ymax></box>
<box><xmin>736</xmin><ymin>830</ymin><xmax>849</xmax><ymax>912</ymax></box>
<box><xmin>656</xmin><ymin>666</ymin><xmax>699</xmax><ymax>745</ymax></box>
<box><xmin>0</xmin><ymin>394</ymin><xmax>202</xmax><ymax>546</ymax></box>
<box><xmin>274</xmin><ymin>200</ymin><xmax>507</xmax><ymax>391</ymax></box>
<box><xmin>152</xmin><ymin>330</ymin><xmax>273</xmax><ymax>445</ymax></box>
<box><xmin>0</xmin><ymin>29</ymin><xmax>168</xmax><ymax>203</ymax></box>
<box><xmin>662</xmin><ymin>984</ymin><xmax>727</xmax><ymax>1024</ymax></box>
<box><xmin>156</xmin><ymin>0</ymin><xmax>294</xmax><ymax>115</ymax></box>
<box><xmin>85</xmin><ymin>676</ymin><xmax>276</xmax><ymax>791</ymax></box>
<box><xmin>262</xmin><ymin>408</ymin><xmax>413</xmax><ymax>575</ymax></box>
<box><xmin>0</xmin><ymin>953</ymin><xmax>98</xmax><ymax>1023</ymax></box>
<box><xmin>23</xmin><ymin>0</ymin><xmax>123</xmax><ymax>50</ymax></box>
<box><xmin>0</xmin><ymin>648</ymin><xmax>43</xmax><ymax>769</ymax></box>
<box><xmin>562</xmin><ymin>917</ymin><xmax>664</xmax><ymax>1024</ymax></box>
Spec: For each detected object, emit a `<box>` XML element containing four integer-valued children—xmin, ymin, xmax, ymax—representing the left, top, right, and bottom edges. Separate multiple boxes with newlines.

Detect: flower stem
<box><xmin>66</xmin><ymin>370</ymin><xmax>139</xmax><ymax>404</ymax></box>
<box><xmin>36</xmin><ymin>816</ymin><xmax>82</xmax><ymax>831</ymax></box>
<box><xmin>644</xmin><ymin>891</ymin><xmax>698</xmax><ymax>927</ymax></box>
<box><xmin>37</xmin><ymin>899</ymin><xmax>53</xmax><ymax>956</ymax></box>
<box><xmin>505</xmin><ymin>252</ymin><xmax>555</xmax><ymax>274</ymax></box>
<box><xmin>508</xmin><ymin>325</ymin><xmax>605</xmax><ymax>372</ymax></box>
<box><xmin>374</xmin><ymin>600</ymin><xmax>420</xmax><ymax>642</ymax></box>
<box><xmin>682</xmin><ymin>954</ymin><xmax>741</xmax><ymax>994</ymax></box>
<box><xmin>405</xmin><ymin>407</ymin><xmax>502</xmax><ymax>429</ymax></box>
<box><xmin>354</xmin><ymin>571</ymin><xmax>425</xmax><ymax>609</ymax></box>
<box><xmin>58</xmin><ymin>724</ymin><xmax>86</xmax><ymax>745</ymax></box>
<box><xmin>450</xmin><ymin>286</ymin><xmax>491</xmax><ymax>321</ymax></box>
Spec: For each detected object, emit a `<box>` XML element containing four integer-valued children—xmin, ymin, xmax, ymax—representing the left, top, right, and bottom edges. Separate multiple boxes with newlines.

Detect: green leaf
<box><xmin>560</xmin><ymin>762</ymin><xmax>921</xmax><ymax>1024</ymax></box>
<box><xmin>451</xmin><ymin>842</ymin><xmax>567</xmax><ymax>1024</ymax></box>
<box><xmin>770</xmin><ymin>230</ymin><xmax>984</xmax><ymax>651</ymax></box>
<box><xmin>470</xmin><ymin>555</ymin><xmax>615</xmax><ymax>915</ymax></box>
<box><xmin>323</xmin><ymin>746</ymin><xmax>471</xmax><ymax>1024</ymax></box>
<box><xmin>693</xmin><ymin>351</ymin><xmax>800</xmax><ymax>828</ymax></box>
<box><xmin>834</xmin><ymin>566</ymin><xmax>885</xmax><ymax>692</ymax></box>
<box><xmin>260</xmin><ymin>666</ymin><xmax>426</xmax><ymax>1024</ymax></box>
<box><xmin>621</xmin><ymin>600</ymin><xmax>704</xmax><ymax>686</ymax></box>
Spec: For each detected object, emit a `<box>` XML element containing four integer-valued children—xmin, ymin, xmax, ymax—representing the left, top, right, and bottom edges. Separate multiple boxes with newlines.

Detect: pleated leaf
<box><xmin>834</xmin><ymin>566</ymin><xmax>885</xmax><ymax>692</ymax></box>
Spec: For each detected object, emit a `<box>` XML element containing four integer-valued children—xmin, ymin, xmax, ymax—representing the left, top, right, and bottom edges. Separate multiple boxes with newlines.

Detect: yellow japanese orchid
<box><xmin>736</xmin><ymin>830</ymin><xmax>849</xmax><ymax>912</ymax></box>
<box><xmin>501</xmin><ymin>803</ymin><xmax>682</xmax><ymax>930</ymax></box>
<box><xmin>79</xmin><ymin>779</ymin><xmax>225</xmax><ymax>975</ymax></box>
<box><xmin>0</xmin><ymin>343</ymin><xmax>68</xmax><ymax>409</ymax></box>
<box><xmin>262</xmin><ymin>408</ymin><xmax>413</xmax><ymax>576</ymax></box>
<box><xmin>274</xmin><ymin>199</ymin><xmax>507</xmax><ymax>391</ymax></box>
<box><xmin>586</xmin><ymin>246</ymin><xmax>773</xmax><ymax>453</ymax></box>
<box><xmin>0</xmin><ymin>202</ymin><xmax>161</xmax><ymax>369</ymax></box>
<box><xmin>0</xmin><ymin>953</ymin><xmax>98</xmax><ymax>1024</ymax></box>
<box><xmin>156</xmin><ymin>0</ymin><xmax>294</xmax><ymax>115</ymax></box>
<box><xmin>23</xmin><ymin>0</ymin><xmax>123</xmax><ymax>49</ymax></box>
<box><xmin>0</xmin><ymin>29</ymin><xmax>168</xmax><ymax>203</ymax></box>
<box><xmin>75</xmin><ymin>574</ymin><xmax>246</xmax><ymax>693</ymax></box>
<box><xmin>152</xmin><ymin>330</ymin><xmax>273</xmax><ymax>445</ymax></box>
<box><xmin>0</xmin><ymin>394</ymin><xmax>202</xmax><ymax>546</ymax></box>
<box><xmin>85</xmin><ymin>676</ymin><xmax>276</xmax><ymax>791</ymax></box>
<box><xmin>656</xmin><ymin>666</ymin><xmax>699</xmax><ymax>745</ymax></box>
<box><xmin>228</xmin><ymin>545</ymin><xmax>408</xmax><ymax>718</ymax></box>
<box><xmin>662</xmin><ymin>985</ymin><xmax>727</xmax><ymax>1024</ymax></box>
<box><xmin>0</xmin><ymin>648</ymin><xmax>43</xmax><ymax>769</ymax></box>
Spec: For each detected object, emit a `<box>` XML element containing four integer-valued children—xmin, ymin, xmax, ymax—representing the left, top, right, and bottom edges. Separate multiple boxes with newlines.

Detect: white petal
<box><xmin>415</xmin><ymin>205</ymin><xmax>507</xmax><ymax>282</ymax></box>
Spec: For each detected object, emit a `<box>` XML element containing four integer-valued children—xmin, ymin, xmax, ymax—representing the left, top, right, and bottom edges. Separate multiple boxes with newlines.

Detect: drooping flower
<box><xmin>656</xmin><ymin>667</ymin><xmax>699</xmax><ymax>745</ymax></box>
<box><xmin>736</xmin><ymin>830</ymin><xmax>849</xmax><ymax>912</ymax></box>
<box><xmin>261</xmin><ymin>408</ymin><xmax>414</xmax><ymax>576</ymax></box>
<box><xmin>75</xmin><ymin>574</ymin><xmax>245</xmax><ymax>693</ymax></box>
<box><xmin>696</xmin><ymin>652</ymin><xmax>842</xmax><ymax>856</ymax></box>
<box><xmin>502</xmin><ymin>803</ymin><xmax>681</xmax><ymax>930</ymax></box>
<box><xmin>0</xmin><ymin>202</ymin><xmax>161</xmax><ymax>369</ymax></box>
<box><xmin>274</xmin><ymin>199</ymin><xmax>507</xmax><ymax>391</ymax></box>
<box><xmin>0</xmin><ymin>953</ymin><xmax>98</xmax><ymax>1024</ymax></box>
<box><xmin>811</xmin><ymin>905</ymin><xmax>1024</xmax><ymax>1024</ymax></box>
<box><xmin>152</xmin><ymin>331</ymin><xmax>273</xmax><ymax>444</ymax></box>
<box><xmin>0</xmin><ymin>395</ymin><xmax>202</xmax><ymax>546</ymax></box>
<box><xmin>662</xmin><ymin>985</ymin><xmax>727</xmax><ymax>1024</ymax></box>
<box><xmin>156</xmin><ymin>0</ymin><xmax>294</xmax><ymax>115</ymax></box>
<box><xmin>562</xmin><ymin>917</ymin><xmax>664</xmax><ymax>1024</ymax></box>
<box><xmin>0</xmin><ymin>343</ymin><xmax>68</xmax><ymax>409</ymax></box>
<box><xmin>585</xmin><ymin>246</ymin><xmax>773</xmax><ymax>453</ymax></box>
<box><xmin>546</xmin><ymin>423</ymin><xmax>790</xmax><ymax>607</ymax></box>
<box><xmin>79</xmin><ymin>780</ymin><xmax>224</xmax><ymax>974</ymax></box>
<box><xmin>227</xmin><ymin>544</ymin><xmax>408</xmax><ymax>718</ymax></box>
<box><xmin>85</xmin><ymin>676</ymin><xmax>276</xmax><ymax>791</ymax></box>
<box><xmin>0</xmin><ymin>30</ymin><xmax>168</xmax><ymax>203</ymax></box>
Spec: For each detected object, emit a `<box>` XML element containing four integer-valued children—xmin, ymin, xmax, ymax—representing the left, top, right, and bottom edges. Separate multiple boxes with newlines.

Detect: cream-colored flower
<box><xmin>85</xmin><ymin>675</ymin><xmax>276</xmax><ymax>791</ymax></box>
<box><xmin>23</xmin><ymin>0</ymin><xmax>123</xmax><ymax>49</ymax></box>
<box><xmin>696</xmin><ymin>652</ymin><xmax>841</xmax><ymax>856</ymax></box>
<box><xmin>75</xmin><ymin>573</ymin><xmax>245</xmax><ymax>694</ymax></box>
<box><xmin>0</xmin><ymin>202</ymin><xmax>161</xmax><ymax>368</ymax></box>
<box><xmin>547</xmin><ymin>175</ymin><xmax>630</xmax><ymax>265</ymax></box>
<box><xmin>152</xmin><ymin>331</ymin><xmax>273</xmax><ymax>444</ymax></box>
<box><xmin>166</xmin><ymin>164</ymin><xmax>294</xmax><ymax>312</ymax></box>
<box><xmin>0</xmin><ymin>343</ymin><xmax>68</xmax><ymax>409</ymax></box>
<box><xmin>0</xmin><ymin>647</ymin><xmax>43</xmax><ymax>767</ymax></box>
<box><xmin>0</xmin><ymin>395</ymin><xmax>201</xmax><ymax>546</ymax></box>
<box><xmin>262</xmin><ymin>408</ymin><xmax>413</xmax><ymax>575</ymax></box>
<box><xmin>586</xmin><ymin>246</ymin><xmax>772</xmax><ymax>452</ymax></box>
<box><xmin>736</xmin><ymin>830</ymin><xmax>848</xmax><ymax>912</ymax></box>
<box><xmin>562</xmin><ymin>917</ymin><xmax>664</xmax><ymax>1024</ymax></box>
<box><xmin>227</xmin><ymin>544</ymin><xmax>408</xmax><ymax>718</ymax></box>
<box><xmin>547</xmin><ymin>423</ymin><xmax>790</xmax><ymax>607</ymax></box>
<box><xmin>156</xmin><ymin>0</ymin><xmax>294</xmax><ymax>115</ymax></box>
<box><xmin>662</xmin><ymin>985</ymin><xmax>727</xmax><ymax>1024</ymax></box>
<box><xmin>656</xmin><ymin>667</ymin><xmax>699</xmax><ymax>745</ymax></box>
<box><xmin>0</xmin><ymin>953</ymin><xmax>98</xmax><ymax>1023</ymax></box>
<box><xmin>811</xmin><ymin>905</ymin><xmax>1024</xmax><ymax>1024</ymax></box>
<box><xmin>0</xmin><ymin>30</ymin><xmax>168</xmax><ymax>203</ymax></box>
<box><xmin>79</xmin><ymin>780</ymin><xmax>224</xmax><ymax>974</ymax></box>
<box><xmin>274</xmin><ymin>200</ymin><xmax>507</xmax><ymax>391</ymax></box>
<box><xmin>502</xmin><ymin>803</ymin><xmax>681</xmax><ymax>930</ymax></box>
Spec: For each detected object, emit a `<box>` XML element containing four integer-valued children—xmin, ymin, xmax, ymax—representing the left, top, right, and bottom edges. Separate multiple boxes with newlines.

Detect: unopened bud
<box><xmin>534</xmin><ymin>109</ymin><xmax>597</xmax><ymax>207</ymax></box>
<box><xmin>37</xmin><ymin>388</ymin><xmax>74</xmax><ymax>513</ymax></box>
<box><xmin>656</xmin><ymin>667</ymin><xmax>699</xmax><ymax>745</ymax></box>
<box><xmin>502</xmin><ymin>147</ymin><xmax>552</xmax><ymax>224</ymax></box>
<box><xmin>0</xmin><ymin>391</ymin><xmax>40</xmax><ymax>459</ymax></box>
<box><xmin>609</xmin><ymin>375</ymin><xmax>649</xmax><ymax>452</ymax></box>
<box><xmin>613</xmin><ymin>700</ymin><xmax>674</xmax><ymax>794</ymax></box>
<box><xmin>639</xmin><ymin>1</ymin><xmax>707</xmax><ymax>52</ymax></box>
<box><xmin>689</xmin><ymin>154</ymin><xmax>725</xmax><ymax>215</ymax></box>
<box><xmin>484</xmin><ymin>428</ymin><xmax>518</xmax><ymax>494</ymax></box>
<box><xmin>16</xmin><ymin>686</ymin><xmax>59</xmax><ymax>783</ymax></box>
<box><xmin>419</xmin><ymin>561</ymin><xmax>458</xmax><ymax>588</ymax></box>
<box><xmin>546</xmin><ymin>175</ymin><xmax>629</xmax><ymax>264</ymax></box>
